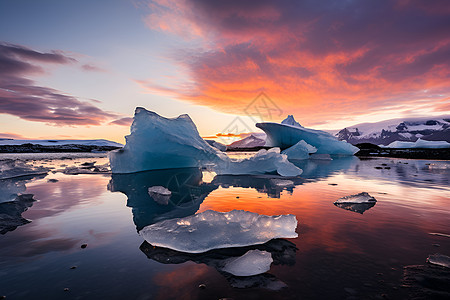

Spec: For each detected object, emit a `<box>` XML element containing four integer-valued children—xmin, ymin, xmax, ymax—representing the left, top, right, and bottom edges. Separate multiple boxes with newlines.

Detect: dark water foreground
<box><xmin>0</xmin><ymin>156</ymin><xmax>449</xmax><ymax>299</ymax></box>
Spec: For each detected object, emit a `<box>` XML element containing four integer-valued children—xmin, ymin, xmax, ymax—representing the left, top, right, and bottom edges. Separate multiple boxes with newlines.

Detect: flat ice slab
<box><xmin>334</xmin><ymin>192</ymin><xmax>377</xmax><ymax>204</ymax></box>
<box><xmin>221</xmin><ymin>249</ymin><xmax>273</xmax><ymax>276</ymax></box>
<box><xmin>140</xmin><ymin>210</ymin><xmax>298</xmax><ymax>253</ymax></box>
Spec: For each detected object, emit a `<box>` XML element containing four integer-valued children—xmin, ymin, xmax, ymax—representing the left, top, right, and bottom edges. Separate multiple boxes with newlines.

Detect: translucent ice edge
<box><xmin>139</xmin><ymin>209</ymin><xmax>298</xmax><ymax>253</ymax></box>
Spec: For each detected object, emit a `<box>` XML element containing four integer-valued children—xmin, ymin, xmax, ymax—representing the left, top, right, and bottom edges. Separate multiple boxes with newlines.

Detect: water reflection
<box><xmin>140</xmin><ymin>238</ymin><xmax>297</xmax><ymax>290</ymax></box>
<box><xmin>291</xmin><ymin>156</ymin><xmax>359</xmax><ymax>179</ymax></box>
<box><xmin>108</xmin><ymin>168</ymin><xmax>218</xmax><ymax>230</ymax></box>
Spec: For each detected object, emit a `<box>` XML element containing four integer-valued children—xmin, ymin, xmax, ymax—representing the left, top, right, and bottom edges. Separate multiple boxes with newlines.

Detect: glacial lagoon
<box><xmin>0</xmin><ymin>154</ymin><xmax>449</xmax><ymax>299</ymax></box>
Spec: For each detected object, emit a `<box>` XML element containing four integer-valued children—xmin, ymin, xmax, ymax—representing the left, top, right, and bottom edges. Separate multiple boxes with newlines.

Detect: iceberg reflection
<box><xmin>140</xmin><ymin>238</ymin><xmax>297</xmax><ymax>290</ymax></box>
<box><xmin>108</xmin><ymin>168</ymin><xmax>218</xmax><ymax>230</ymax></box>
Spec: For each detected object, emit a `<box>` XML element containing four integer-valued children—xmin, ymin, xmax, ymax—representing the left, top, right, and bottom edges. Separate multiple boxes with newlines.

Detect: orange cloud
<box><xmin>142</xmin><ymin>0</ymin><xmax>450</xmax><ymax>126</ymax></box>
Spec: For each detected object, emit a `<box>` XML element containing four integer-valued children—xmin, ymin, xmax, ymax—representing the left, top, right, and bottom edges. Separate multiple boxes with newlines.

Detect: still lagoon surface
<box><xmin>0</xmin><ymin>154</ymin><xmax>449</xmax><ymax>299</ymax></box>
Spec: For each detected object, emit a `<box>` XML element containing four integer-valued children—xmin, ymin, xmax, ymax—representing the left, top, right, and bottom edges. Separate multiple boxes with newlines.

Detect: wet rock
<box><xmin>47</xmin><ymin>179</ymin><xmax>59</xmax><ymax>183</ymax></box>
<box><xmin>64</xmin><ymin>288</ymin><xmax>69</xmax><ymax>292</ymax></box>
<box><xmin>198</xmin><ymin>284</ymin><xmax>206</xmax><ymax>289</ymax></box>
<box><xmin>81</xmin><ymin>244</ymin><xmax>87</xmax><ymax>249</ymax></box>
<box><xmin>433</xmin><ymin>244</ymin><xmax>441</xmax><ymax>247</ymax></box>
<box><xmin>70</xmin><ymin>266</ymin><xmax>77</xmax><ymax>269</ymax></box>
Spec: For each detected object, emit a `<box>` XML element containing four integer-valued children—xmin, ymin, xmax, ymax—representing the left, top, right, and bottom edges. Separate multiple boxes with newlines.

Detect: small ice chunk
<box><xmin>334</xmin><ymin>192</ymin><xmax>377</xmax><ymax>204</ymax></box>
<box><xmin>215</xmin><ymin>148</ymin><xmax>302</xmax><ymax>177</ymax></box>
<box><xmin>148</xmin><ymin>186</ymin><xmax>171</xmax><ymax>205</ymax></box>
<box><xmin>269</xmin><ymin>179</ymin><xmax>294</xmax><ymax>187</ymax></box>
<box><xmin>140</xmin><ymin>210</ymin><xmax>298</xmax><ymax>253</ymax></box>
<box><xmin>221</xmin><ymin>250</ymin><xmax>273</xmax><ymax>276</ymax></box>
<box><xmin>282</xmin><ymin>140</ymin><xmax>317</xmax><ymax>160</ymax></box>
<box><xmin>427</xmin><ymin>253</ymin><xmax>450</xmax><ymax>268</ymax></box>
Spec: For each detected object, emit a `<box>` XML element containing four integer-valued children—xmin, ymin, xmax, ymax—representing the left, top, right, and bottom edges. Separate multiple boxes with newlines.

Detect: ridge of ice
<box><xmin>334</xmin><ymin>192</ymin><xmax>376</xmax><ymax>204</ymax></box>
<box><xmin>139</xmin><ymin>209</ymin><xmax>298</xmax><ymax>253</ymax></box>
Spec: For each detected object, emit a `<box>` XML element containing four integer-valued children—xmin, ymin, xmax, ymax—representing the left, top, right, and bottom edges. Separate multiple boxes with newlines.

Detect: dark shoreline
<box><xmin>0</xmin><ymin>144</ymin><xmax>121</xmax><ymax>153</ymax></box>
<box><xmin>1</xmin><ymin>144</ymin><xmax>449</xmax><ymax>160</ymax></box>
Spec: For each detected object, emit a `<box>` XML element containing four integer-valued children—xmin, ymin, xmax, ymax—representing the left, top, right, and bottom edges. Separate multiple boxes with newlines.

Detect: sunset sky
<box><xmin>1</xmin><ymin>0</ymin><xmax>449</xmax><ymax>143</ymax></box>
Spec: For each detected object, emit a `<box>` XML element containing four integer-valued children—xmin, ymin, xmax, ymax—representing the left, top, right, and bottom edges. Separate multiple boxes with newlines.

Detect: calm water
<box><xmin>0</xmin><ymin>155</ymin><xmax>449</xmax><ymax>299</ymax></box>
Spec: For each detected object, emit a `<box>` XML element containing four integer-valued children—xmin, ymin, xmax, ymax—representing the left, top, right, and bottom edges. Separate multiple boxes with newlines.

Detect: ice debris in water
<box><xmin>109</xmin><ymin>107</ymin><xmax>222</xmax><ymax>173</ymax></box>
<box><xmin>215</xmin><ymin>148</ymin><xmax>302</xmax><ymax>177</ymax></box>
<box><xmin>0</xmin><ymin>159</ymin><xmax>49</xmax><ymax>180</ymax></box>
<box><xmin>257</xmin><ymin>115</ymin><xmax>359</xmax><ymax>155</ymax></box>
<box><xmin>281</xmin><ymin>140</ymin><xmax>317</xmax><ymax>160</ymax></box>
<box><xmin>334</xmin><ymin>192</ymin><xmax>377</xmax><ymax>204</ymax></box>
<box><xmin>221</xmin><ymin>250</ymin><xmax>273</xmax><ymax>276</ymax></box>
<box><xmin>139</xmin><ymin>210</ymin><xmax>298</xmax><ymax>253</ymax></box>
<box><xmin>148</xmin><ymin>186</ymin><xmax>171</xmax><ymax>205</ymax></box>
<box><xmin>427</xmin><ymin>253</ymin><xmax>450</xmax><ymax>268</ymax></box>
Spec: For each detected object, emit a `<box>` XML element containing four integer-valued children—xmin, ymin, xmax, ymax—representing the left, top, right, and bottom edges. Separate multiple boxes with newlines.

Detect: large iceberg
<box><xmin>139</xmin><ymin>209</ymin><xmax>298</xmax><ymax>253</ymax></box>
<box><xmin>215</xmin><ymin>148</ymin><xmax>302</xmax><ymax>177</ymax></box>
<box><xmin>256</xmin><ymin>115</ymin><xmax>359</xmax><ymax>155</ymax></box>
<box><xmin>109</xmin><ymin>108</ymin><xmax>222</xmax><ymax>173</ymax></box>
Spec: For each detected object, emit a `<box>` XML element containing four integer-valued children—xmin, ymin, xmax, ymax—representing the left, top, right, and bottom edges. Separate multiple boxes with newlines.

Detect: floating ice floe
<box><xmin>148</xmin><ymin>186</ymin><xmax>171</xmax><ymax>205</ymax></box>
<box><xmin>281</xmin><ymin>140</ymin><xmax>317</xmax><ymax>160</ymax></box>
<box><xmin>334</xmin><ymin>192</ymin><xmax>377</xmax><ymax>204</ymax></box>
<box><xmin>427</xmin><ymin>253</ymin><xmax>450</xmax><ymax>268</ymax></box>
<box><xmin>221</xmin><ymin>250</ymin><xmax>273</xmax><ymax>276</ymax></box>
<box><xmin>0</xmin><ymin>159</ymin><xmax>49</xmax><ymax>180</ymax></box>
<box><xmin>139</xmin><ymin>210</ymin><xmax>298</xmax><ymax>253</ymax></box>
<box><xmin>215</xmin><ymin>148</ymin><xmax>302</xmax><ymax>177</ymax></box>
<box><xmin>383</xmin><ymin>138</ymin><xmax>450</xmax><ymax>149</ymax></box>
<box><xmin>256</xmin><ymin>115</ymin><xmax>359</xmax><ymax>155</ymax></box>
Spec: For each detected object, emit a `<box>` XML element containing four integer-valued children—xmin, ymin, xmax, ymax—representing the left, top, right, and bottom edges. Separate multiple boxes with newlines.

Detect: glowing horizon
<box><xmin>1</xmin><ymin>0</ymin><xmax>449</xmax><ymax>143</ymax></box>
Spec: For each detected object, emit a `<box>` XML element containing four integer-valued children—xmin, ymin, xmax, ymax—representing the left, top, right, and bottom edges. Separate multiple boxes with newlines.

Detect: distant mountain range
<box><xmin>334</xmin><ymin>116</ymin><xmax>450</xmax><ymax>145</ymax></box>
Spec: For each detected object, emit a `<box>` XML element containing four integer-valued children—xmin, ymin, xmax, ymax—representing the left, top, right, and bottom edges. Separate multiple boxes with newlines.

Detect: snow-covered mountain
<box><xmin>335</xmin><ymin>116</ymin><xmax>450</xmax><ymax>145</ymax></box>
<box><xmin>227</xmin><ymin>134</ymin><xmax>266</xmax><ymax>150</ymax></box>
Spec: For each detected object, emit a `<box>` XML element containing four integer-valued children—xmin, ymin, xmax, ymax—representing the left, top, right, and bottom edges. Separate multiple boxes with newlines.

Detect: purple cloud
<box><xmin>0</xmin><ymin>42</ymin><xmax>119</xmax><ymax>126</ymax></box>
<box><xmin>109</xmin><ymin>117</ymin><xmax>133</xmax><ymax>126</ymax></box>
